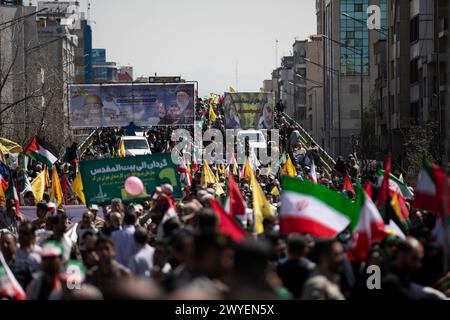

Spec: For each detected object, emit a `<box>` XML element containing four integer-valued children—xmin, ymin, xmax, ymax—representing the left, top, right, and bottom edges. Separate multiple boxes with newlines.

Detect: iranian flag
<box><xmin>280</xmin><ymin>177</ymin><xmax>353</xmax><ymax>238</ymax></box>
<box><xmin>24</xmin><ymin>136</ymin><xmax>58</xmax><ymax>167</ymax></box>
<box><xmin>412</xmin><ymin>158</ymin><xmax>450</xmax><ymax>215</ymax></box>
<box><xmin>377</xmin><ymin>169</ymin><xmax>414</xmax><ymax>199</ymax></box>
<box><xmin>224</xmin><ymin>172</ymin><xmax>246</xmax><ymax>217</ymax></box>
<box><xmin>347</xmin><ymin>183</ymin><xmax>387</xmax><ymax>262</ymax></box>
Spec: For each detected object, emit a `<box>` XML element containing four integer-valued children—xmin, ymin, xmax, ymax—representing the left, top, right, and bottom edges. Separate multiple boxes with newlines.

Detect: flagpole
<box><xmin>443</xmin><ymin>0</ymin><xmax>450</xmax><ymax>273</ymax></box>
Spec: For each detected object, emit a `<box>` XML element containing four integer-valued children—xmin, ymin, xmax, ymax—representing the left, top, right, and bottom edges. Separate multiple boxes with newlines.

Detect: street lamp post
<box><xmin>304</xmin><ymin>57</ymin><xmax>342</xmax><ymax>156</ymax></box>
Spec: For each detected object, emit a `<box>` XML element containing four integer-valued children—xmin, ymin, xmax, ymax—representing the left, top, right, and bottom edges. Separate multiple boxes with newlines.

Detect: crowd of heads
<box><xmin>0</xmin><ymin>98</ymin><xmax>449</xmax><ymax>300</ymax></box>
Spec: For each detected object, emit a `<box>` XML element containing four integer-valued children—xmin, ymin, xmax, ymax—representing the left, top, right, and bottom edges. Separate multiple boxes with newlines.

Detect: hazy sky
<box><xmin>32</xmin><ymin>0</ymin><xmax>317</xmax><ymax>96</ymax></box>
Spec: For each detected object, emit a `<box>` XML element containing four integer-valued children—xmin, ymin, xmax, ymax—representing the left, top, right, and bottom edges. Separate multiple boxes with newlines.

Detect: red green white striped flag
<box><xmin>347</xmin><ymin>183</ymin><xmax>387</xmax><ymax>262</ymax></box>
<box><xmin>412</xmin><ymin>158</ymin><xmax>450</xmax><ymax>215</ymax></box>
<box><xmin>280</xmin><ymin>177</ymin><xmax>353</xmax><ymax>238</ymax></box>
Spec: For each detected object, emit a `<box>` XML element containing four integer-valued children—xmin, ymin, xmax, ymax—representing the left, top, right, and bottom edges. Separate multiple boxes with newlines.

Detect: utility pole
<box><xmin>442</xmin><ymin>0</ymin><xmax>450</xmax><ymax>274</ymax></box>
<box><xmin>275</xmin><ymin>39</ymin><xmax>279</xmax><ymax>69</ymax></box>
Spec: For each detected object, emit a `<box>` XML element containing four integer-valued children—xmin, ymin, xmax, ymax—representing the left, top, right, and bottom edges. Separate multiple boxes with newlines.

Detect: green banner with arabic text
<box><xmin>78</xmin><ymin>153</ymin><xmax>182</xmax><ymax>206</ymax></box>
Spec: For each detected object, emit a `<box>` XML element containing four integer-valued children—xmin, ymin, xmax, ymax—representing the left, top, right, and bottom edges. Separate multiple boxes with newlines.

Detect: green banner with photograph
<box><xmin>78</xmin><ymin>153</ymin><xmax>182</xmax><ymax>206</ymax></box>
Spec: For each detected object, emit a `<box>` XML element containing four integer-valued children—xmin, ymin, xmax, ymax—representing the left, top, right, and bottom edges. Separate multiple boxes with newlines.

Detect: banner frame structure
<box><xmin>68</xmin><ymin>82</ymin><xmax>197</xmax><ymax>129</ymax></box>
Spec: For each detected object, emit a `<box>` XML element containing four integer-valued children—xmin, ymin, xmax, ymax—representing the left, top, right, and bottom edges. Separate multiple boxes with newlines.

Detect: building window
<box><xmin>354</xmin><ymin>3</ymin><xmax>363</xmax><ymax>12</ymax></box>
<box><xmin>410</xmin><ymin>102</ymin><xmax>419</xmax><ymax>124</ymax></box>
<box><xmin>410</xmin><ymin>58</ymin><xmax>419</xmax><ymax>83</ymax></box>
<box><xmin>410</xmin><ymin>16</ymin><xmax>419</xmax><ymax>43</ymax></box>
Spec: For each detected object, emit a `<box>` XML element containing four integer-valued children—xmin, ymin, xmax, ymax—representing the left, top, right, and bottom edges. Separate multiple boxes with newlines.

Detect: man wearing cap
<box><xmin>26</xmin><ymin>241</ymin><xmax>65</xmax><ymax>300</ymax></box>
<box><xmin>89</xmin><ymin>204</ymin><xmax>104</xmax><ymax>230</ymax></box>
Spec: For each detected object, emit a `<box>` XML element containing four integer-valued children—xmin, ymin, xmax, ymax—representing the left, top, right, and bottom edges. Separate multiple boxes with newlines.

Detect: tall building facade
<box><xmin>373</xmin><ymin>0</ymin><xmax>448</xmax><ymax>170</ymax></box>
<box><xmin>0</xmin><ymin>3</ymin><xmax>40</xmax><ymax>145</ymax></box>
<box><xmin>293</xmin><ymin>40</ymin><xmax>307</xmax><ymax>127</ymax></box>
<box><xmin>321</xmin><ymin>0</ymin><xmax>388</xmax><ymax>158</ymax></box>
<box><xmin>305</xmin><ymin>35</ymin><xmax>325</xmax><ymax>147</ymax></box>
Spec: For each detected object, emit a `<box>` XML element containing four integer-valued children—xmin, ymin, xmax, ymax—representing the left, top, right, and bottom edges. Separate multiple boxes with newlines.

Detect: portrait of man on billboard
<box><xmin>174</xmin><ymin>84</ymin><xmax>194</xmax><ymax>125</ymax></box>
<box><xmin>257</xmin><ymin>100</ymin><xmax>274</xmax><ymax>129</ymax></box>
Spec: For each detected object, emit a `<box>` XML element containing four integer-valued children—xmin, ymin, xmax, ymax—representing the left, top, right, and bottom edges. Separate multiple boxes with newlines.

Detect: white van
<box><xmin>119</xmin><ymin>136</ymin><xmax>152</xmax><ymax>156</ymax></box>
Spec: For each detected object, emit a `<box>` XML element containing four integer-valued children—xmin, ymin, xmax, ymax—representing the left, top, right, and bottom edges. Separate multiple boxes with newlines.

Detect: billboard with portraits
<box><xmin>69</xmin><ymin>83</ymin><xmax>195</xmax><ymax>128</ymax></box>
<box><xmin>224</xmin><ymin>92</ymin><xmax>274</xmax><ymax>130</ymax></box>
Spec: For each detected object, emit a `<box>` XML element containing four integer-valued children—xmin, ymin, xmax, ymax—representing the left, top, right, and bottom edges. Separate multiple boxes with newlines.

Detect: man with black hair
<box><xmin>31</xmin><ymin>202</ymin><xmax>48</xmax><ymax>231</ymax></box>
<box><xmin>378</xmin><ymin>237</ymin><xmax>446</xmax><ymax>300</ymax></box>
<box><xmin>228</xmin><ymin>238</ymin><xmax>279</xmax><ymax>299</ymax></box>
<box><xmin>277</xmin><ymin>234</ymin><xmax>314</xmax><ymax>298</ymax></box>
<box><xmin>16</xmin><ymin>222</ymin><xmax>42</xmax><ymax>274</ymax></box>
<box><xmin>1</xmin><ymin>231</ymin><xmax>33</xmax><ymax>290</ymax></box>
<box><xmin>48</xmin><ymin>213</ymin><xmax>74</xmax><ymax>262</ymax></box>
<box><xmin>86</xmin><ymin>236</ymin><xmax>131</xmax><ymax>295</ymax></box>
<box><xmin>112</xmin><ymin>211</ymin><xmax>137</xmax><ymax>267</ymax></box>
<box><xmin>301</xmin><ymin>239</ymin><xmax>346</xmax><ymax>300</ymax></box>
<box><xmin>80</xmin><ymin>230</ymin><xmax>99</xmax><ymax>271</ymax></box>
<box><xmin>128</xmin><ymin>226</ymin><xmax>154</xmax><ymax>278</ymax></box>
<box><xmin>197</xmin><ymin>208</ymin><xmax>219</xmax><ymax>233</ymax></box>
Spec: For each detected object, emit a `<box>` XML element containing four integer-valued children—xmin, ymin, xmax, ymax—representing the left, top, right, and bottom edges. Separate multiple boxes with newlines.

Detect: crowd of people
<box><xmin>0</xmin><ymin>96</ymin><xmax>449</xmax><ymax>300</ymax></box>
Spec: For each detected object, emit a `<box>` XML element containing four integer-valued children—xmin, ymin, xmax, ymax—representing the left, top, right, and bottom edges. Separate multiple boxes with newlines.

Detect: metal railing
<box><xmin>77</xmin><ymin>128</ymin><xmax>102</xmax><ymax>159</ymax></box>
<box><xmin>281</xmin><ymin>112</ymin><xmax>336</xmax><ymax>175</ymax></box>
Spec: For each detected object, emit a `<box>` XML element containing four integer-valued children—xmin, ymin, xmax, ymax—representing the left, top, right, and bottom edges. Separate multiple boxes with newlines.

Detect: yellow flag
<box><xmin>50</xmin><ymin>167</ymin><xmax>63</xmax><ymax>206</ymax></box>
<box><xmin>229</xmin><ymin>87</ymin><xmax>236</xmax><ymax>93</ymax></box>
<box><xmin>221</xmin><ymin>164</ymin><xmax>227</xmax><ymax>175</ymax></box>
<box><xmin>242</xmin><ymin>159</ymin><xmax>253</xmax><ymax>180</ymax></box>
<box><xmin>215</xmin><ymin>168</ymin><xmax>220</xmax><ymax>182</ymax></box>
<box><xmin>282</xmin><ymin>155</ymin><xmax>297</xmax><ymax>177</ymax></box>
<box><xmin>44</xmin><ymin>166</ymin><xmax>51</xmax><ymax>190</ymax></box>
<box><xmin>270</xmin><ymin>186</ymin><xmax>280</xmax><ymax>196</ymax></box>
<box><xmin>0</xmin><ymin>183</ymin><xmax>5</xmax><ymax>207</ymax></box>
<box><xmin>72</xmin><ymin>172</ymin><xmax>86</xmax><ymax>204</ymax></box>
<box><xmin>215</xmin><ymin>182</ymin><xmax>225</xmax><ymax>196</ymax></box>
<box><xmin>31</xmin><ymin>170</ymin><xmax>46</xmax><ymax>203</ymax></box>
<box><xmin>232</xmin><ymin>163</ymin><xmax>238</xmax><ymax>176</ymax></box>
<box><xmin>201</xmin><ymin>161</ymin><xmax>217</xmax><ymax>187</ymax></box>
<box><xmin>209</xmin><ymin>105</ymin><xmax>217</xmax><ymax>123</ymax></box>
<box><xmin>251</xmin><ymin>173</ymin><xmax>274</xmax><ymax>234</ymax></box>
<box><xmin>119</xmin><ymin>139</ymin><xmax>126</xmax><ymax>157</ymax></box>
<box><xmin>390</xmin><ymin>192</ymin><xmax>402</xmax><ymax>220</ymax></box>
<box><xmin>186</xmin><ymin>163</ymin><xmax>191</xmax><ymax>175</ymax></box>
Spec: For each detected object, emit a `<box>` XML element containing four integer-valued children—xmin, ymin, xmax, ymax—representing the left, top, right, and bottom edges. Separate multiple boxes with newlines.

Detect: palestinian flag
<box><xmin>280</xmin><ymin>177</ymin><xmax>353</xmax><ymax>238</ymax></box>
<box><xmin>347</xmin><ymin>184</ymin><xmax>387</xmax><ymax>262</ymax></box>
<box><xmin>6</xmin><ymin>176</ymin><xmax>20</xmax><ymax>213</ymax></box>
<box><xmin>412</xmin><ymin>158</ymin><xmax>450</xmax><ymax>215</ymax></box>
<box><xmin>24</xmin><ymin>136</ymin><xmax>58</xmax><ymax>167</ymax></box>
<box><xmin>377</xmin><ymin>169</ymin><xmax>414</xmax><ymax>199</ymax></box>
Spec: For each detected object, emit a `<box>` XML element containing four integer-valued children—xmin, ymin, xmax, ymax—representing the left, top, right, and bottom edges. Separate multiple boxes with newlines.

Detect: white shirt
<box><xmin>112</xmin><ymin>225</ymin><xmax>136</xmax><ymax>267</ymax></box>
<box><xmin>128</xmin><ymin>244</ymin><xmax>155</xmax><ymax>278</ymax></box>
